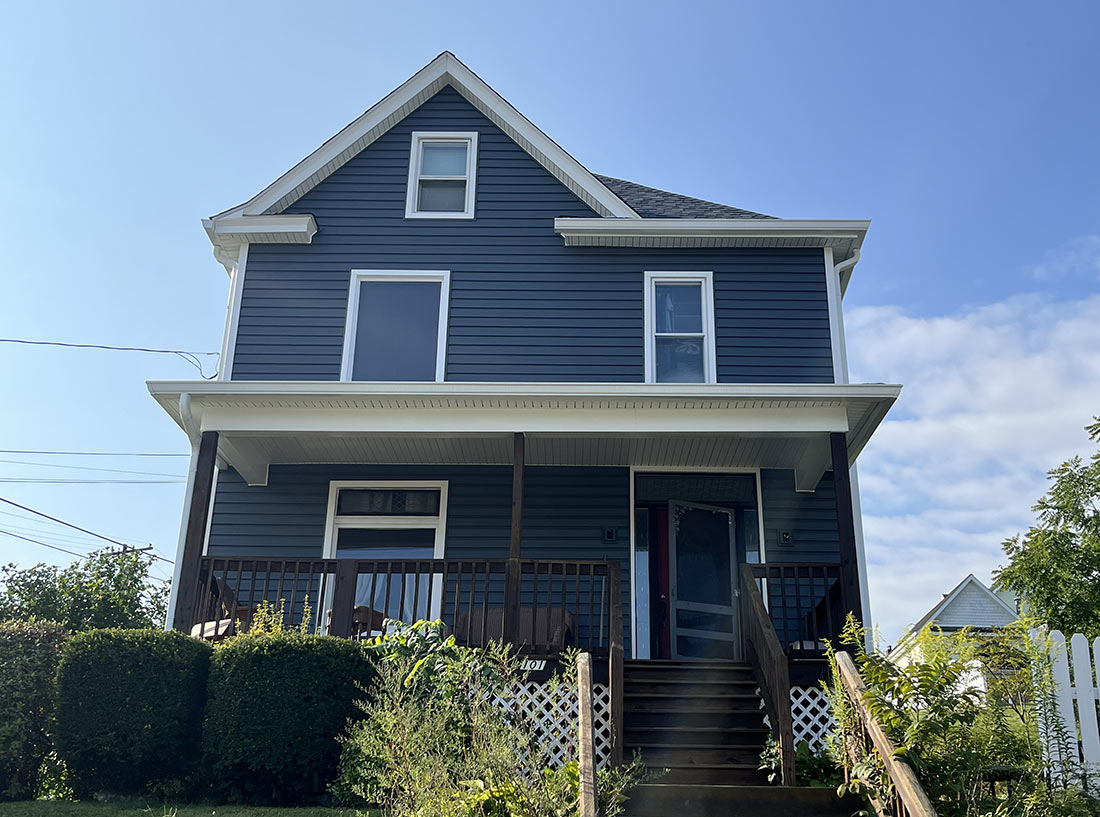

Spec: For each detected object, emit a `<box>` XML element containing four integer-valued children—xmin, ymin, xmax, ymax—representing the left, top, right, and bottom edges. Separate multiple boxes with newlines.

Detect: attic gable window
<box><xmin>405</xmin><ymin>131</ymin><xmax>478</xmax><ymax>219</ymax></box>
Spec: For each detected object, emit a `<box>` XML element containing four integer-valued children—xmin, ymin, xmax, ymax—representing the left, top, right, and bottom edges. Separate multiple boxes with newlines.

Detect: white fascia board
<box><xmin>202</xmin><ymin>214</ymin><xmax>318</xmax><ymax>275</ymax></box>
<box><xmin>555</xmin><ymin>217</ymin><xmax>870</xmax><ymax>242</ymax></box>
<box><xmin>147</xmin><ymin>379</ymin><xmax>900</xmax><ymax>402</ymax></box>
<box><xmin>209</xmin><ymin>52</ymin><xmax>638</xmax><ymax>221</ymax></box>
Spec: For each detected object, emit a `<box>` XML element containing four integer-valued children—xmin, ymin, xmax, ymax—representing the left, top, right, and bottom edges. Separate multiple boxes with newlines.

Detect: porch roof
<box><xmin>147</xmin><ymin>381</ymin><xmax>900</xmax><ymax>487</ymax></box>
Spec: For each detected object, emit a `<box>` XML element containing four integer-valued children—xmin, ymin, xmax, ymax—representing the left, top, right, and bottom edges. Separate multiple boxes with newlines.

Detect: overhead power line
<box><xmin>0</xmin><ymin>338</ymin><xmax>219</xmax><ymax>378</ymax></box>
<box><xmin>0</xmin><ymin>458</ymin><xmax>184</xmax><ymax>478</ymax></box>
<box><xmin>0</xmin><ymin>496</ymin><xmax>173</xmax><ymax>563</ymax></box>
<box><xmin>0</xmin><ymin>478</ymin><xmax>185</xmax><ymax>484</ymax></box>
<box><xmin>0</xmin><ymin>528</ymin><xmax>89</xmax><ymax>559</ymax></box>
<box><xmin>0</xmin><ymin>450</ymin><xmax>189</xmax><ymax>457</ymax></box>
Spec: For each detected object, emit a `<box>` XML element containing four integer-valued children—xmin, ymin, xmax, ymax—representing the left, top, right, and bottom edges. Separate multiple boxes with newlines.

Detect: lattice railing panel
<box><xmin>790</xmin><ymin>685</ymin><xmax>834</xmax><ymax>752</ymax></box>
<box><xmin>497</xmin><ymin>681</ymin><xmax>612</xmax><ymax>768</ymax></box>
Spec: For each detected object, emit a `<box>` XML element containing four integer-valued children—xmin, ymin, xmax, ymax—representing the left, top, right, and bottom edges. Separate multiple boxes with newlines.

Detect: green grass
<box><xmin>0</xmin><ymin>803</ymin><xmax>378</xmax><ymax>817</ymax></box>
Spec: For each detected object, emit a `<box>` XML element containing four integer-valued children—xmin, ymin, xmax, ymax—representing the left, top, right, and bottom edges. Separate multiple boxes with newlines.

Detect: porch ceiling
<box><xmin>147</xmin><ymin>381</ymin><xmax>900</xmax><ymax>487</ymax></box>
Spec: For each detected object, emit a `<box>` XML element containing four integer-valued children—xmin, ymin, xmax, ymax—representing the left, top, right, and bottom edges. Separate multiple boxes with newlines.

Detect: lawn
<box><xmin>0</xmin><ymin>804</ymin><xmax>377</xmax><ymax>817</ymax></box>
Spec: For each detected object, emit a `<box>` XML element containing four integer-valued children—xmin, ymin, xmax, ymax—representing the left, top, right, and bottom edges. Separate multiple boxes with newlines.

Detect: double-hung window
<box><xmin>341</xmin><ymin>270</ymin><xmax>450</xmax><ymax>381</ymax></box>
<box><xmin>405</xmin><ymin>131</ymin><xmax>478</xmax><ymax>218</ymax></box>
<box><xmin>644</xmin><ymin>271</ymin><xmax>717</xmax><ymax>383</ymax></box>
<box><xmin>322</xmin><ymin>481</ymin><xmax>449</xmax><ymax>633</ymax></box>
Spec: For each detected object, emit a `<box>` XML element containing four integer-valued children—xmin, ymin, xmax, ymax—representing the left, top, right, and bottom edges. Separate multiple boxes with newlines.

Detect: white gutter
<box><xmin>164</xmin><ymin>393</ymin><xmax>199</xmax><ymax>629</ymax></box>
<box><xmin>834</xmin><ymin>248</ymin><xmax>861</xmax><ymax>295</ymax></box>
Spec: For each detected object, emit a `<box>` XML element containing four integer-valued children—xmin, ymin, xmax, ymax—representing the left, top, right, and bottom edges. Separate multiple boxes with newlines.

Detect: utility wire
<box><xmin>0</xmin><ymin>450</ymin><xmax>189</xmax><ymax>457</ymax></box>
<box><xmin>0</xmin><ymin>458</ymin><xmax>184</xmax><ymax>478</ymax></box>
<box><xmin>0</xmin><ymin>338</ymin><xmax>219</xmax><ymax>378</ymax></box>
<box><xmin>0</xmin><ymin>478</ymin><xmax>185</xmax><ymax>484</ymax></box>
<box><xmin>0</xmin><ymin>528</ymin><xmax>89</xmax><ymax>559</ymax></box>
<box><xmin>0</xmin><ymin>496</ymin><xmax>173</xmax><ymax>563</ymax></box>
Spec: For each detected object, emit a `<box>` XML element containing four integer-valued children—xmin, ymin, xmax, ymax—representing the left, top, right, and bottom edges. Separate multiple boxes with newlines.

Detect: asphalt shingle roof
<box><xmin>594</xmin><ymin>174</ymin><xmax>776</xmax><ymax>220</ymax></box>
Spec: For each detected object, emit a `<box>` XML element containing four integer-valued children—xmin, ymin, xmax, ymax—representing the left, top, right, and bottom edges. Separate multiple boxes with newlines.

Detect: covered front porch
<box><xmin>152</xmin><ymin>381</ymin><xmax>897</xmax><ymax>772</ymax></box>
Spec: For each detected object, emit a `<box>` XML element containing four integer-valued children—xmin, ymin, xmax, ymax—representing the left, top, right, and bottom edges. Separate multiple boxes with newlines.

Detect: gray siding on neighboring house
<box><xmin>232</xmin><ymin>86</ymin><xmax>833</xmax><ymax>383</ymax></box>
<box><xmin>759</xmin><ymin>468</ymin><xmax>840</xmax><ymax>563</ymax></box>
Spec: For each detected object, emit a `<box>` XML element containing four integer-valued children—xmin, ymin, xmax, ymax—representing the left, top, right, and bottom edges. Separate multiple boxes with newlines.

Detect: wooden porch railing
<box><xmin>740</xmin><ymin>563</ymin><xmax>795</xmax><ymax>785</ymax></box>
<box><xmin>747</xmin><ymin>562</ymin><xmax>846</xmax><ymax>657</ymax></box>
<box><xmin>834</xmin><ymin>650</ymin><xmax>938</xmax><ymax>817</ymax></box>
<box><xmin>185</xmin><ymin>556</ymin><xmax>619</xmax><ymax>653</ymax></box>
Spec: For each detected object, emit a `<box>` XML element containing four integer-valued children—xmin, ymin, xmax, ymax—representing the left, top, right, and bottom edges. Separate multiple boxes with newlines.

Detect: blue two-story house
<box><xmin>151</xmin><ymin>52</ymin><xmax>898</xmax><ymax>785</ymax></box>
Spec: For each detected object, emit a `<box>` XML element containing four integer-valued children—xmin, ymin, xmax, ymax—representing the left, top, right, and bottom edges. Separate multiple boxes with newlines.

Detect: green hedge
<box><xmin>54</xmin><ymin>629</ymin><xmax>211</xmax><ymax>796</ymax></box>
<box><xmin>0</xmin><ymin>620</ymin><xmax>67</xmax><ymax>800</ymax></box>
<box><xmin>202</xmin><ymin>632</ymin><xmax>374</xmax><ymax>804</ymax></box>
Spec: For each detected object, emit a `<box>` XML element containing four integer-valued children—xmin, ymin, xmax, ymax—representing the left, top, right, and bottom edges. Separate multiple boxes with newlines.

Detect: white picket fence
<box><xmin>1048</xmin><ymin>630</ymin><xmax>1100</xmax><ymax>781</ymax></box>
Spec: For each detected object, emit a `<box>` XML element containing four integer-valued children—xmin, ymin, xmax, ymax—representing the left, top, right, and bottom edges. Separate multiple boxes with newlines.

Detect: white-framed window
<box><xmin>321</xmin><ymin>480</ymin><xmax>449</xmax><ymax>631</ymax></box>
<box><xmin>404</xmin><ymin>131</ymin><xmax>478</xmax><ymax>219</ymax></box>
<box><xmin>643</xmin><ymin>271</ymin><xmax>717</xmax><ymax>384</ymax></box>
<box><xmin>340</xmin><ymin>270</ymin><xmax>450</xmax><ymax>382</ymax></box>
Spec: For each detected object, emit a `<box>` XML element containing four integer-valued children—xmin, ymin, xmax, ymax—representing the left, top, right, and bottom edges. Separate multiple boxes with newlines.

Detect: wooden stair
<box><xmin>622</xmin><ymin>659</ymin><xmax>770</xmax><ymax>786</ymax></box>
<box><xmin>621</xmin><ymin>659</ymin><xmax>858</xmax><ymax>816</ymax></box>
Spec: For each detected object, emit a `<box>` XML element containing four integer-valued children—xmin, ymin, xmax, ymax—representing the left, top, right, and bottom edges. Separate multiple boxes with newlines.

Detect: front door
<box><xmin>668</xmin><ymin>500</ymin><xmax>740</xmax><ymax>659</ymax></box>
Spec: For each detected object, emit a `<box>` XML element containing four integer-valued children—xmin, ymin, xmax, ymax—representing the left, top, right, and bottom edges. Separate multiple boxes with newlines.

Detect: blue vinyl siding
<box><xmin>232</xmin><ymin>86</ymin><xmax>833</xmax><ymax>383</ymax></box>
<box><xmin>759</xmin><ymin>468</ymin><xmax>840</xmax><ymax>563</ymax></box>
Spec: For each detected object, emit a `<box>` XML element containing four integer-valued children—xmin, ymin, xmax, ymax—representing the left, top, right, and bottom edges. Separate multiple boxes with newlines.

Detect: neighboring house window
<box><xmin>405</xmin><ymin>131</ymin><xmax>478</xmax><ymax>218</ymax></box>
<box><xmin>644</xmin><ymin>271</ymin><xmax>717</xmax><ymax>383</ymax></box>
<box><xmin>341</xmin><ymin>270</ymin><xmax>450</xmax><ymax>381</ymax></box>
<box><xmin>322</xmin><ymin>481</ymin><xmax>449</xmax><ymax>632</ymax></box>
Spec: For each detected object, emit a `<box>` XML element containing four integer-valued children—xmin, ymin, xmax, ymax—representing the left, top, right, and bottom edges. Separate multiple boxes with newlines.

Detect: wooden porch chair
<box><xmin>190</xmin><ymin>575</ymin><xmax>258</xmax><ymax>641</ymax></box>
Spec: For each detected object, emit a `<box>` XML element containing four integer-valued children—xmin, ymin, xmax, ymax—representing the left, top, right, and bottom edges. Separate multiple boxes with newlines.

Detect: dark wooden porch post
<box><xmin>830</xmin><ymin>432</ymin><xmax>863</xmax><ymax>626</ymax></box>
<box><xmin>503</xmin><ymin>432</ymin><xmax>525</xmax><ymax>644</ymax></box>
<box><xmin>172</xmin><ymin>430</ymin><xmax>219</xmax><ymax>632</ymax></box>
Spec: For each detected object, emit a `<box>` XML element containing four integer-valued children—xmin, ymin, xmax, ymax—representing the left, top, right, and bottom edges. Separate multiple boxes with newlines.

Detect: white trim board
<box><xmin>209</xmin><ymin>52</ymin><xmax>637</xmax><ymax>222</ymax></box>
<box><xmin>643</xmin><ymin>271</ymin><xmax>717</xmax><ymax>385</ymax></box>
<box><xmin>339</xmin><ymin>270</ymin><xmax>451</xmax><ymax>382</ymax></box>
<box><xmin>217</xmin><ymin>243</ymin><xmax>248</xmax><ymax>381</ymax></box>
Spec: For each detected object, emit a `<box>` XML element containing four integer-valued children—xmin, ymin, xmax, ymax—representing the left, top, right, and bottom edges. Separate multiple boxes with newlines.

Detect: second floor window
<box><xmin>405</xmin><ymin>131</ymin><xmax>478</xmax><ymax>219</ymax></box>
<box><xmin>644</xmin><ymin>271</ymin><xmax>717</xmax><ymax>383</ymax></box>
<box><xmin>341</xmin><ymin>270</ymin><xmax>450</xmax><ymax>382</ymax></box>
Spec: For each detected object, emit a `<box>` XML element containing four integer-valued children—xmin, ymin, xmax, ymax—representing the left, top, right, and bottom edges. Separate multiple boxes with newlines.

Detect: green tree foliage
<box><xmin>332</xmin><ymin>620</ymin><xmax>647</xmax><ymax>817</ymax></box>
<box><xmin>0</xmin><ymin>621</ymin><xmax>67</xmax><ymax>800</ymax></box>
<box><xmin>54</xmin><ymin>628</ymin><xmax>210</xmax><ymax>798</ymax></box>
<box><xmin>996</xmin><ymin>417</ymin><xmax>1100</xmax><ymax>637</ymax></box>
<box><xmin>825</xmin><ymin>615</ymin><xmax>1100</xmax><ymax>817</ymax></box>
<box><xmin>0</xmin><ymin>550</ymin><xmax>167</xmax><ymax>632</ymax></box>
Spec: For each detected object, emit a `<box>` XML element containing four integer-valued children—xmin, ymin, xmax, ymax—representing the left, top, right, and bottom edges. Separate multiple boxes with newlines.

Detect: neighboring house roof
<box><xmin>891</xmin><ymin>574</ymin><xmax>1018</xmax><ymax>660</ymax></box>
<box><xmin>593</xmin><ymin>175</ymin><xmax>775</xmax><ymax>220</ymax></box>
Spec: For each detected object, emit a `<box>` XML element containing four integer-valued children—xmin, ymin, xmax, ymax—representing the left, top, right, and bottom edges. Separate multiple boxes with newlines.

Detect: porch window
<box><xmin>405</xmin><ymin>131</ymin><xmax>478</xmax><ymax>218</ymax></box>
<box><xmin>644</xmin><ymin>271</ymin><xmax>717</xmax><ymax>383</ymax></box>
<box><xmin>340</xmin><ymin>270</ymin><xmax>450</xmax><ymax>381</ymax></box>
<box><xmin>322</xmin><ymin>481</ymin><xmax>448</xmax><ymax>632</ymax></box>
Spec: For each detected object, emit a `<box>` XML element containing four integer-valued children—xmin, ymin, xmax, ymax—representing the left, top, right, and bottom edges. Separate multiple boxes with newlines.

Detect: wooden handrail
<box><xmin>739</xmin><ymin>563</ymin><xmax>795</xmax><ymax>785</ymax></box>
<box><xmin>834</xmin><ymin>651</ymin><xmax>938</xmax><ymax>817</ymax></box>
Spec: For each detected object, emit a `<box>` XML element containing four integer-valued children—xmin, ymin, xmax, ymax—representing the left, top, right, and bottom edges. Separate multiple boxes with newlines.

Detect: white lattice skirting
<box><xmin>791</xmin><ymin>685</ymin><xmax>834</xmax><ymax>753</ymax></box>
<box><xmin>499</xmin><ymin>682</ymin><xmax>613</xmax><ymax>769</ymax></box>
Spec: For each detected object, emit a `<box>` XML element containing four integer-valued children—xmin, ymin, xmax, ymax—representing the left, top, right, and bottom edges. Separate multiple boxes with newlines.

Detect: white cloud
<box><xmin>848</xmin><ymin>292</ymin><xmax>1100</xmax><ymax>643</ymax></box>
<box><xmin>1028</xmin><ymin>234</ymin><xmax>1100</xmax><ymax>281</ymax></box>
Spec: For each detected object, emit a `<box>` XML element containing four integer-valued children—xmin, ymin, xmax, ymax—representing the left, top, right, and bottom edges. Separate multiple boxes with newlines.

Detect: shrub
<box><xmin>202</xmin><ymin>629</ymin><xmax>373</xmax><ymax>804</ymax></box>
<box><xmin>0</xmin><ymin>620</ymin><xmax>67</xmax><ymax>800</ymax></box>
<box><xmin>54</xmin><ymin>628</ymin><xmax>210</xmax><ymax>797</ymax></box>
<box><xmin>332</xmin><ymin>620</ymin><xmax>647</xmax><ymax>817</ymax></box>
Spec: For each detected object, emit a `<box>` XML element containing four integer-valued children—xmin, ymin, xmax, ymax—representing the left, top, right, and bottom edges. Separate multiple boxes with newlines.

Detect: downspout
<box><xmin>829</xmin><ymin>247</ymin><xmax>873</xmax><ymax>645</ymax></box>
<box><xmin>164</xmin><ymin>393</ymin><xmax>199</xmax><ymax>629</ymax></box>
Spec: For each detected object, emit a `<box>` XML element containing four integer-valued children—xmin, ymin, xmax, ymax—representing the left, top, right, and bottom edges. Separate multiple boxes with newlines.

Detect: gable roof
<box><xmin>909</xmin><ymin>574</ymin><xmax>1018</xmax><ymax>635</ymax></box>
<box><xmin>212</xmin><ymin>52</ymin><xmax>638</xmax><ymax>222</ymax></box>
<box><xmin>594</xmin><ymin>175</ymin><xmax>775</xmax><ymax>220</ymax></box>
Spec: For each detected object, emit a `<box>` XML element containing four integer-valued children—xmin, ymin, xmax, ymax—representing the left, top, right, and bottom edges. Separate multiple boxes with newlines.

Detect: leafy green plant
<box><xmin>0</xmin><ymin>551</ymin><xmax>167</xmax><ymax>632</ymax></box>
<box><xmin>0</xmin><ymin>620</ymin><xmax>67</xmax><ymax>800</ymax></box>
<box><xmin>332</xmin><ymin>619</ymin><xmax>647</xmax><ymax>817</ymax></box>
<box><xmin>54</xmin><ymin>628</ymin><xmax>210</xmax><ymax>798</ymax></box>
<box><xmin>201</xmin><ymin>624</ymin><xmax>373</xmax><ymax>805</ymax></box>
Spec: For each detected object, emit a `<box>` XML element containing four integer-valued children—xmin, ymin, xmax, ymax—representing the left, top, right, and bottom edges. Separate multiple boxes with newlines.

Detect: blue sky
<box><xmin>1</xmin><ymin>1</ymin><xmax>1098</xmax><ymax>640</ymax></box>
